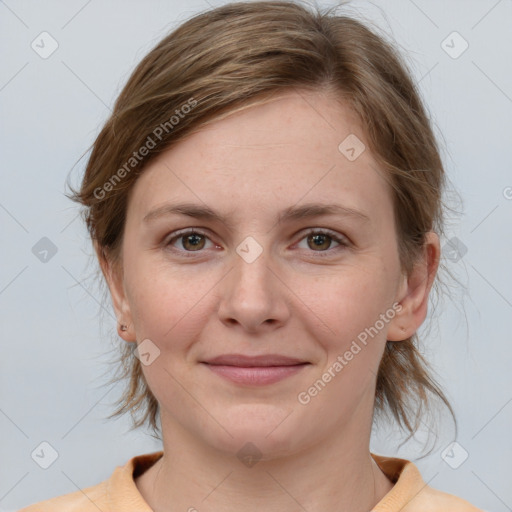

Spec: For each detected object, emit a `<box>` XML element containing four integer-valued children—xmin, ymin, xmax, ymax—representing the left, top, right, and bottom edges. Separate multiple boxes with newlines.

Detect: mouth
<box><xmin>201</xmin><ymin>354</ymin><xmax>310</xmax><ymax>386</ymax></box>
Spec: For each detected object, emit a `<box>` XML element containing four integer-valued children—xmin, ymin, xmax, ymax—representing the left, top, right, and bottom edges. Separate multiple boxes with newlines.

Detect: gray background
<box><xmin>1</xmin><ymin>0</ymin><xmax>511</xmax><ymax>510</ymax></box>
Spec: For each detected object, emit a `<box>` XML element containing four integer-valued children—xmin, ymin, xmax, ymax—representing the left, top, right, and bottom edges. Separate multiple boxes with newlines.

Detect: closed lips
<box><xmin>203</xmin><ymin>354</ymin><xmax>309</xmax><ymax>367</ymax></box>
<box><xmin>202</xmin><ymin>354</ymin><xmax>310</xmax><ymax>386</ymax></box>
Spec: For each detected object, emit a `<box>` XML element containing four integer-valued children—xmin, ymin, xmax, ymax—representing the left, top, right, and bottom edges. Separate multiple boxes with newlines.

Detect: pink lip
<box><xmin>202</xmin><ymin>354</ymin><xmax>310</xmax><ymax>386</ymax></box>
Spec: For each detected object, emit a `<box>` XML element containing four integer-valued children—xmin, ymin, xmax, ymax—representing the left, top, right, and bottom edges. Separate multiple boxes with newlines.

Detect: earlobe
<box><xmin>116</xmin><ymin>321</ymin><xmax>135</xmax><ymax>341</ymax></box>
<box><xmin>94</xmin><ymin>241</ymin><xmax>136</xmax><ymax>343</ymax></box>
<box><xmin>387</xmin><ymin>232</ymin><xmax>440</xmax><ymax>342</ymax></box>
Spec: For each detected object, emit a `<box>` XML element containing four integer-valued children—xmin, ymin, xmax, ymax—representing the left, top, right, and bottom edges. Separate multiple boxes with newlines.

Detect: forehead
<box><xmin>127</xmin><ymin>89</ymin><xmax>393</xmax><ymax>228</ymax></box>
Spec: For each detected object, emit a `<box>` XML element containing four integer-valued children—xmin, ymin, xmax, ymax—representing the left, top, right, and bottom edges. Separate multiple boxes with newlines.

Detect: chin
<box><xmin>201</xmin><ymin>402</ymin><xmax>310</xmax><ymax>459</ymax></box>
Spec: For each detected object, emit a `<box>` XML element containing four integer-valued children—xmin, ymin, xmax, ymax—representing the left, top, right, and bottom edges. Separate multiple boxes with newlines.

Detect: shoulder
<box><xmin>406</xmin><ymin>484</ymin><xmax>485</xmax><ymax>511</ymax></box>
<box><xmin>17</xmin><ymin>480</ymin><xmax>108</xmax><ymax>512</ymax></box>
<box><xmin>17</xmin><ymin>450</ymin><xmax>163</xmax><ymax>511</ymax></box>
<box><xmin>371</xmin><ymin>453</ymin><xmax>484</xmax><ymax>512</ymax></box>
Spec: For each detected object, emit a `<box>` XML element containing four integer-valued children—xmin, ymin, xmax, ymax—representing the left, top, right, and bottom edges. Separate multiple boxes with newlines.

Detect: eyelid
<box><xmin>164</xmin><ymin>227</ymin><xmax>349</xmax><ymax>256</ymax></box>
<box><xmin>165</xmin><ymin>228</ymin><xmax>216</xmax><ymax>251</ymax></box>
<box><xmin>298</xmin><ymin>227</ymin><xmax>349</xmax><ymax>244</ymax></box>
<box><xmin>293</xmin><ymin>227</ymin><xmax>350</xmax><ymax>256</ymax></box>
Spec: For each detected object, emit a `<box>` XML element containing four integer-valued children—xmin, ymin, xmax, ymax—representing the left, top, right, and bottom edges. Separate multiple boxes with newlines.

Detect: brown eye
<box><xmin>166</xmin><ymin>230</ymin><xmax>213</xmax><ymax>254</ymax></box>
<box><xmin>180</xmin><ymin>232</ymin><xmax>206</xmax><ymax>251</ymax></box>
<box><xmin>307</xmin><ymin>233</ymin><xmax>333</xmax><ymax>251</ymax></box>
<box><xmin>296</xmin><ymin>229</ymin><xmax>348</xmax><ymax>257</ymax></box>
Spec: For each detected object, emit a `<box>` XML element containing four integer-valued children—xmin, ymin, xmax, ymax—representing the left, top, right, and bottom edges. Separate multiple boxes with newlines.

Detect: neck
<box><xmin>136</xmin><ymin>407</ymin><xmax>394</xmax><ymax>511</ymax></box>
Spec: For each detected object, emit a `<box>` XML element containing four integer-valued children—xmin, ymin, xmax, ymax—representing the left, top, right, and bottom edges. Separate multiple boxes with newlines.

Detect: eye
<box><xmin>166</xmin><ymin>229</ymin><xmax>215</xmax><ymax>253</ymax></box>
<box><xmin>295</xmin><ymin>229</ymin><xmax>348</xmax><ymax>256</ymax></box>
<box><xmin>164</xmin><ymin>228</ymin><xmax>349</xmax><ymax>258</ymax></box>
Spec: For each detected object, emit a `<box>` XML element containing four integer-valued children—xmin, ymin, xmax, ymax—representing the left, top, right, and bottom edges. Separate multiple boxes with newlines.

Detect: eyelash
<box><xmin>164</xmin><ymin>228</ymin><xmax>349</xmax><ymax>258</ymax></box>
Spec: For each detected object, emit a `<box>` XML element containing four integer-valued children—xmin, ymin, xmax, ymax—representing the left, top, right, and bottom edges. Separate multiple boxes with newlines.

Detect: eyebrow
<box><xmin>143</xmin><ymin>201</ymin><xmax>370</xmax><ymax>228</ymax></box>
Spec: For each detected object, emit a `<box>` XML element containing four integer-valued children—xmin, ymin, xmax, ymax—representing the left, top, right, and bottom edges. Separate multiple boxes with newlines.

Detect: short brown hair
<box><xmin>69</xmin><ymin>0</ymin><xmax>456</xmax><ymax>446</ymax></box>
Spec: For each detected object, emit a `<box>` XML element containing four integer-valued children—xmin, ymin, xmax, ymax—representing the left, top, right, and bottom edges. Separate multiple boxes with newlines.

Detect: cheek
<box><xmin>124</xmin><ymin>254</ymin><xmax>214</xmax><ymax>340</ymax></box>
<box><xmin>123</xmin><ymin>261</ymin><xmax>218</xmax><ymax>413</ymax></box>
<box><xmin>304</xmin><ymin>261</ymin><xmax>396</xmax><ymax>345</ymax></box>
<box><xmin>300</xmin><ymin>261</ymin><xmax>398</xmax><ymax>401</ymax></box>
<box><xmin>296</xmin><ymin>271</ymin><xmax>394</xmax><ymax>415</ymax></box>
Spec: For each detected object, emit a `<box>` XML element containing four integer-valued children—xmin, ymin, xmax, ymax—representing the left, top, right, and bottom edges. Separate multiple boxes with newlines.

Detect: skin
<box><xmin>99</xmin><ymin>88</ymin><xmax>440</xmax><ymax>512</ymax></box>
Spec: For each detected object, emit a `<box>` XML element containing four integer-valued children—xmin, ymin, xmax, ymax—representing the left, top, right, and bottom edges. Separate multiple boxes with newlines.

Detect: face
<box><xmin>105</xmin><ymin>89</ymin><xmax>434</xmax><ymax>458</ymax></box>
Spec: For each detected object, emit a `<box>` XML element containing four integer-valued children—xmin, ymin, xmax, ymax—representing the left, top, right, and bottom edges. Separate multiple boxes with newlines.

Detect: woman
<box><xmin>20</xmin><ymin>1</ymin><xmax>483</xmax><ymax>510</ymax></box>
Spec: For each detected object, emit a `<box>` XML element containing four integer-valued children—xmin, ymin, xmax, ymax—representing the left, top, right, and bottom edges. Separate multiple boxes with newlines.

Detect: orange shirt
<box><xmin>19</xmin><ymin>450</ymin><xmax>483</xmax><ymax>511</ymax></box>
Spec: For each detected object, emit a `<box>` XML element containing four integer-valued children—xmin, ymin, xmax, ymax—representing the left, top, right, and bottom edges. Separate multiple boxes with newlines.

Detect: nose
<box><xmin>217</xmin><ymin>247</ymin><xmax>291</xmax><ymax>333</ymax></box>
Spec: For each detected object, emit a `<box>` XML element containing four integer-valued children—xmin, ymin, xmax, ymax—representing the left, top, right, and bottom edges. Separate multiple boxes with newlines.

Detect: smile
<box><xmin>201</xmin><ymin>354</ymin><xmax>310</xmax><ymax>386</ymax></box>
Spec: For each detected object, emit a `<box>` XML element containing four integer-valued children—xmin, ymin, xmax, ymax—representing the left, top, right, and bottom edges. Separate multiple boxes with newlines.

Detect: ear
<box><xmin>94</xmin><ymin>240</ymin><xmax>136</xmax><ymax>342</ymax></box>
<box><xmin>387</xmin><ymin>231</ymin><xmax>440</xmax><ymax>341</ymax></box>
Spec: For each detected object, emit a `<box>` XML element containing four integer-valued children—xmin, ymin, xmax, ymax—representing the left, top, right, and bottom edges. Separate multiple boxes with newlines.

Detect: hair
<box><xmin>68</xmin><ymin>0</ymin><xmax>457</xmax><ymax>448</ymax></box>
